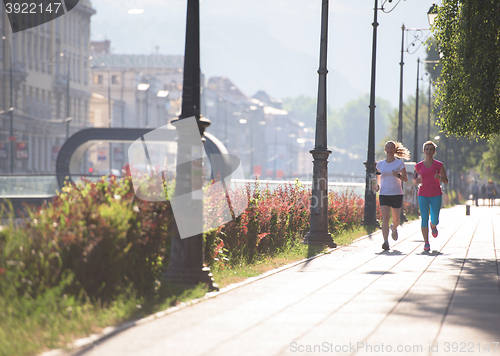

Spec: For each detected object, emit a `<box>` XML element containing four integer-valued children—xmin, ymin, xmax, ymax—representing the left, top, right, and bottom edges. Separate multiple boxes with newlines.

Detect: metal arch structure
<box><xmin>55</xmin><ymin>127</ymin><xmax>229</xmax><ymax>190</ymax></box>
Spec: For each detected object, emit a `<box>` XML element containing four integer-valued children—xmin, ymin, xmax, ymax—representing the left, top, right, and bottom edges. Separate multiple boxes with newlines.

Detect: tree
<box><xmin>433</xmin><ymin>0</ymin><xmax>500</xmax><ymax>139</ymax></box>
<box><xmin>327</xmin><ymin>94</ymin><xmax>392</xmax><ymax>176</ymax></box>
<box><xmin>482</xmin><ymin>136</ymin><xmax>500</xmax><ymax>181</ymax></box>
<box><xmin>382</xmin><ymin>90</ymin><xmax>438</xmax><ymax>163</ymax></box>
<box><xmin>283</xmin><ymin>94</ymin><xmax>393</xmax><ymax>176</ymax></box>
<box><xmin>282</xmin><ymin>95</ymin><xmax>318</xmax><ymax>129</ymax></box>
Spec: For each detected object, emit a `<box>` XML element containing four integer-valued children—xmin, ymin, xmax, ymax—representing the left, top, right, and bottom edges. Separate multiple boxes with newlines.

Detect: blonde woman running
<box><xmin>375</xmin><ymin>141</ymin><xmax>410</xmax><ymax>251</ymax></box>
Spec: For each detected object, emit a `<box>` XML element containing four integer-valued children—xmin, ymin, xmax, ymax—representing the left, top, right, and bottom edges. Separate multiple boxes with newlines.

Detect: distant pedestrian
<box><xmin>375</xmin><ymin>141</ymin><xmax>410</xmax><ymax>251</ymax></box>
<box><xmin>472</xmin><ymin>182</ymin><xmax>479</xmax><ymax>207</ymax></box>
<box><xmin>481</xmin><ymin>184</ymin><xmax>487</xmax><ymax>205</ymax></box>
<box><xmin>486</xmin><ymin>180</ymin><xmax>496</xmax><ymax>207</ymax></box>
<box><xmin>413</xmin><ymin>141</ymin><xmax>449</xmax><ymax>252</ymax></box>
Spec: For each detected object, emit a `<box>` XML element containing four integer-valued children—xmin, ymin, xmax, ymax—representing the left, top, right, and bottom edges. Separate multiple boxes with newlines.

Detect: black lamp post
<box><xmin>363</xmin><ymin>0</ymin><xmax>379</xmax><ymax>226</ymax></box>
<box><xmin>303</xmin><ymin>0</ymin><xmax>335</xmax><ymax>248</ymax></box>
<box><xmin>427</xmin><ymin>76</ymin><xmax>431</xmax><ymax>141</ymax></box>
<box><xmin>66</xmin><ymin>64</ymin><xmax>70</xmax><ymax>139</ymax></box>
<box><xmin>163</xmin><ymin>0</ymin><xmax>218</xmax><ymax>290</ymax></box>
<box><xmin>397</xmin><ymin>24</ymin><xmax>405</xmax><ymax>143</ymax></box>
<box><xmin>2</xmin><ymin>35</ymin><xmax>16</xmax><ymax>173</ymax></box>
<box><xmin>413</xmin><ymin>58</ymin><xmax>420</xmax><ymax>162</ymax></box>
<box><xmin>9</xmin><ymin>40</ymin><xmax>14</xmax><ymax>173</ymax></box>
<box><xmin>273</xmin><ymin>126</ymin><xmax>281</xmax><ymax>180</ymax></box>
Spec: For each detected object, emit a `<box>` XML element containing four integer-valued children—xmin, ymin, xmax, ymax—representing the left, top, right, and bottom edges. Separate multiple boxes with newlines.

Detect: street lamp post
<box><xmin>288</xmin><ymin>133</ymin><xmax>296</xmax><ymax>177</ymax></box>
<box><xmin>397</xmin><ymin>26</ymin><xmax>433</xmax><ymax>145</ymax></box>
<box><xmin>57</xmin><ymin>53</ymin><xmax>72</xmax><ymax>140</ymax></box>
<box><xmin>163</xmin><ymin>0</ymin><xmax>217</xmax><ymax>290</ymax></box>
<box><xmin>108</xmin><ymin>69</ymin><xmax>112</xmax><ymax>173</ymax></box>
<box><xmin>427</xmin><ymin>76</ymin><xmax>431</xmax><ymax>141</ymax></box>
<box><xmin>9</xmin><ymin>40</ymin><xmax>14</xmax><ymax>173</ymax></box>
<box><xmin>137</xmin><ymin>82</ymin><xmax>150</xmax><ymax>128</ymax></box>
<box><xmin>2</xmin><ymin>35</ymin><xmax>16</xmax><ymax>173</ymax></box>
<box><xmin>249</xmin><ymin>109</ymin><xmax>255</xmax><ymax>178</ymax></box>
<box><xmin>397</xmin><ymin>24</ymin><xmax>405</xmax><ymax>143</ymax></box>
<box><xmin>413</xmin><ymin>58</ymin><xmax>420</xmax><ymax>162</ymax></box>
<box><xmin>243</xmin><ymin>107</ymin><xmax>256</xmax><ymax>177</ymax></box>
<box><xmin>66</xmin><ymin>64</ymin><xmax>70</xmax><ymax>139</ymax></box>
<box><xmin>363</xmin><ymin>0</ymin><xmax>380</xmax><ymax>226</ymax></box>
<box><xmin>273</xmin><ymin>126</ymin><xmax>282</xmax><ymax>179</ymax></box>
<box><xmin>303</xmin><ymin>0</ymin><xmax>335</xmax><ymax>247</ymax></box>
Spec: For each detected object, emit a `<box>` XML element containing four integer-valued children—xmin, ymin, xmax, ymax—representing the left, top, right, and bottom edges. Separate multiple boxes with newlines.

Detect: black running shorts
<box><xmin>379</xmin><ymin>195</ymin><xmax>403</xmax><ymax>209</ymax></box>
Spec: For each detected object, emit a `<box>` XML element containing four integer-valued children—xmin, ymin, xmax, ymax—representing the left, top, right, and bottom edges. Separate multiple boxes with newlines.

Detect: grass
<box><xmin>0</xmin><ymin>282</ymin><xmax>209</xmax><ymax>356</ymax></box>
<box><xmin>211</xmin><ymin>225</ymin><xmax>377</xmax><ymax>288</ymax></box>
<box><xmin>0</xmin><ymin>225</ymin><xmax>378</xmax><ymax>356</ymax></box>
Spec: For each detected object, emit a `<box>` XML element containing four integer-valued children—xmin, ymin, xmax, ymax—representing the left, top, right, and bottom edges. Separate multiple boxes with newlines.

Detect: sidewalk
<box><xmin>75</xmin><ymin>205</ymin><xmax>500</xmax><ymax>356</ymax></box>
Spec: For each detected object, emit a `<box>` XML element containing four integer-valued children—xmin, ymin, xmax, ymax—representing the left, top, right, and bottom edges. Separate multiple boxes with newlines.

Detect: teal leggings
<box><xmin>418</xmin><ymin>195</ymin><xmax>442</xmax><ymax>227</ymax></box>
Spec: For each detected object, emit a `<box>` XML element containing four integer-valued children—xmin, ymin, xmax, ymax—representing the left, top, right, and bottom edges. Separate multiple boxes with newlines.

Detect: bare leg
<box><xmin>391</xmin><ymin>207</ymin><xmax>401</xmax><ymax>229</ymax></box>
<box><xmin>421</xmin><ymin>227</ymin><xmax>429</xmax><ymax>244</ymax></box>
<box><xmin>381</xmin><ymin>205</ymin><xmax>391</xmax><ymax>242</ymax></box>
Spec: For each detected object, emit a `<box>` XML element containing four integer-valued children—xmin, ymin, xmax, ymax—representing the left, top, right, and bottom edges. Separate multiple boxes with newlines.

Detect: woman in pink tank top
<box><xmin>413</xmin><ymin>141</ymin><xmax>449</xmax><ymax>252</ymax></box>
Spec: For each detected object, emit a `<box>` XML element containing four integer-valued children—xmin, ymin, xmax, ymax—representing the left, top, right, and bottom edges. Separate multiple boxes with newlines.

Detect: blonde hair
<box><xmin>386</xmin><ymin>141</ymin><xmax>411</xmax><ymax>160</ymax></box>
<box><xmin>422</xmin><ymin>140</ymin><xmax>437</xmax><ymax>152</ymax></box>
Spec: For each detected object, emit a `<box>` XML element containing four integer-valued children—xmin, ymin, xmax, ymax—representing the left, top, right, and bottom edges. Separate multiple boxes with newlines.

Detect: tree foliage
<box><xmin>482</xmin><ymin>135</ymin><xmax>500</xmax><ymax>180</ymax></box>
<box><xmin>283</xmin><ymin>94</ymin><xmax>392</xmax><ymax>176</ymax></box>
<box><xmin>382</xmin><ymin>90</ymin><xmax>437</xmax><ymax>163</ymax></box>
<box><xmin>433</xmin><ymin>0</ymin><xmax>500</xmax><ymax>139</ymax></box>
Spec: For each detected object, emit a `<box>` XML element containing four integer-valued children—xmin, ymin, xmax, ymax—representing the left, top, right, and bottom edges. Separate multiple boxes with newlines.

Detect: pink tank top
<box><xmin>415</xmin><ymin>159</ymin><xmax>443</xmax><ymax>197</ymax></box>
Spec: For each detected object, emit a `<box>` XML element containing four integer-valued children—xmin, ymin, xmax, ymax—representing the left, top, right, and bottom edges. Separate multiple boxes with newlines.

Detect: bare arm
<box><xmin>413</xmin><ymin>170</ymin><xmax>422</xmax><ymax>185</ymax></box>
<box><xmin>398</xmin><ymin>168</ymin><xmax>408</xmax><ymax>182</ymax></box>
<box><xmin>436</xmin><ymin>165</ymin><xmax>449</xmax><ymax>184</ymax></box>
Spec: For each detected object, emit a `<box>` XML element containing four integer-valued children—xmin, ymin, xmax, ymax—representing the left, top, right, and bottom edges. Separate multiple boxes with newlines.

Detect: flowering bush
<box><xmin>0</xmin><ymin>174</ymin><xmax>369</xmax><ymax>301</ymax></box>
<box><xmin>205</xmin><ymin>181</ymin><xmax>366</xmax><ymax>269</ymax></box>
<box><xmin>0</xmin><ymin>174</ymin><xmax>172</xmax><ymax>302</ymax></box>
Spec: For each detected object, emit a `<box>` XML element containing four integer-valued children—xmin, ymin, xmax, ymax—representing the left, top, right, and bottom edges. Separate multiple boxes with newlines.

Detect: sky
<box><xmin>90</xmin><ymin>0</ymin><xmax>438</xmax><ymax>110</ymax></box>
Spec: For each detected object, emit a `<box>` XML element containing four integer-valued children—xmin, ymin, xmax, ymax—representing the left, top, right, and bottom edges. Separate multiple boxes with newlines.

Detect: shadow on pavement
<box><xmin>406</xmin><ymin>257</ymin><xmax>500</xmax><ymax>338</ymax></box>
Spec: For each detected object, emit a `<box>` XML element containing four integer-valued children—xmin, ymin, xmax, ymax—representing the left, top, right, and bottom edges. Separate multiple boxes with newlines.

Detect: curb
<box><xmin>40</xmin><ymin>230</ymin><xmax>382</xmax><ymax>356</ymax></box>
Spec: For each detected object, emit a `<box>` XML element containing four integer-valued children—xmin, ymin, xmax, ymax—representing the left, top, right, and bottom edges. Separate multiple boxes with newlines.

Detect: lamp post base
<box><xmin>163</xmin><ymin>266</ymin><xmax>219</xmax><ymax>291</ymax></box>
<box><xmin>303</xmin><ymin>232</ymin><xmax>337</xmax><ymax>248</ymax></box>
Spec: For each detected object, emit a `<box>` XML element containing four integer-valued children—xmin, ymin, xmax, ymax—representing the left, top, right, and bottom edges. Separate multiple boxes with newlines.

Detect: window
<box><xmin>93</xmin><ymin>74</ymin><xmax>103</xmax><ymax>84</ymax></box>
<box><xmin>111</xmin><ymin>75</ymin><xmax>120</xmax><ymax>85</ymax></box>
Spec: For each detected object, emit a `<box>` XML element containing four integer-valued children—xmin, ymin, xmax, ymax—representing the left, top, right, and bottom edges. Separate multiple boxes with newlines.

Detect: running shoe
<box><xmin>431</xmin><ymin>226</ymin><xmax>438</xmax><ymax>238</ymax></box>
<box><xmin>424</xmin><ymin>243</ymin><xmax>430</xmax><ymax>251</ymax></box>
<box><xmin>390</xmin><ymin>223</ymin><xmax>398</xmax><ymax>241</ymax></box>
<box><xmin>382</xmin><ymin>241</ymin><xmax>390</xmax><ymax>251</ymax></box>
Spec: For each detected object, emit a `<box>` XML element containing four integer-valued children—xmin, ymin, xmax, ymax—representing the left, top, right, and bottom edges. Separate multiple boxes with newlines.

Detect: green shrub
<box><xmin>0</xmin><ymin>174</ymin><xmax>172</xmax><ymax>302</ymax></box>
<box><xmin>1</xmin><ymin>175</ymin><xmax>369</xmax><ymax>302</ymax></box>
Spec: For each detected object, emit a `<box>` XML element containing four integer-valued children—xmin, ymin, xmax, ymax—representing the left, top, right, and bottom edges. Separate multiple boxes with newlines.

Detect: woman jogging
<box><xmin>413</xmin><ymin>141</ymin><xmax>448</xmax><ymax>251</ymax></box>
<box><xmin>375</xmin><ymin>141</ymin><xmax>410</xmax><ymax>251</ymax></box>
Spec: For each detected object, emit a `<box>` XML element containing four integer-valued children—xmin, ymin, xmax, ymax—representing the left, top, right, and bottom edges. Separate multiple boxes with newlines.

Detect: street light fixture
<box><xmin>427</xmin><ymin>3</ymin><xmax>438</xmax><ymax>27</ymax></box>
<box><xmin>157</xmin><ymin>90</ymin><xmax>169</xmax><ymax>97</ymax></box>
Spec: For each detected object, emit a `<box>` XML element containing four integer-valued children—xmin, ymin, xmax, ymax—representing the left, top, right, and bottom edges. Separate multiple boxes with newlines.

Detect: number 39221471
<box><xmin>5</xmin><ymin>2</ymin><xmax>63</xmax><ymax>14</ymax></box>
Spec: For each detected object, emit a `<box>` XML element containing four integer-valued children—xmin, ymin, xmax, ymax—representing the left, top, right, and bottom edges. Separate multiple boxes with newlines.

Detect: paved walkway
<box><xmin>76</xmin><ymin>205</ymin><xmax>500</xmax><ymax>356</ymax></box>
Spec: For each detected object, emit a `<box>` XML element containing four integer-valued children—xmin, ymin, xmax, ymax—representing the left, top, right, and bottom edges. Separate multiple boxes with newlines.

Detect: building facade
<box><xmin>0</xmin><ymin>0</ymin><xmax>95</xmax><ymax>174</ymax></box>
<box><xmin>203</xmin><ymin>77</ymin><xmax>309</xmax><ymax>179</ymax></box>
<box><xmin>88</xmin><ymin>40</ymin><xmax>184</xmax><ymax>173</ymax></box>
